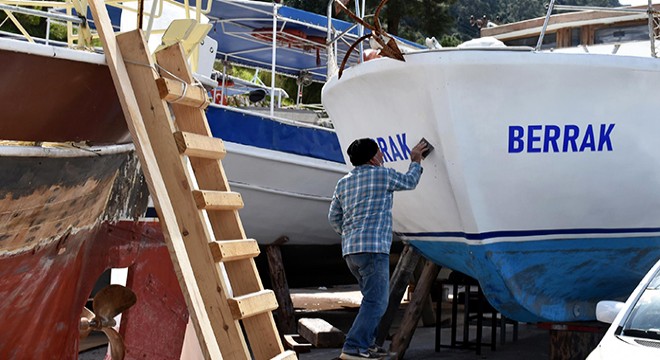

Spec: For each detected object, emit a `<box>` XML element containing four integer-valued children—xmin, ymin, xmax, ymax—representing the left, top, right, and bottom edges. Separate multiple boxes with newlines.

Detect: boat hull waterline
<box><xmin>322</xmin><ymin>48</ymin><xmax>660</xmax><ymax>322</ymax></box>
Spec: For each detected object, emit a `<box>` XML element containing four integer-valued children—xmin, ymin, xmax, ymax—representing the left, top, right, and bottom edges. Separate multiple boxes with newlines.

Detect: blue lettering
<box><xmin>579</xmin><ymin>125</ymin><xmax>596</xmax><ymax>152</ymax></box>
<box><xmin>527</xmin><ymin>125</ymin><xmax>542</xmax><ymax>153</ymax></box>
<box><xmin>563</xmin><ymin>125</ymin><xmax>579</xmax><ymax>152</ymax></box>
<box><xmin>389</xmin><ymin>136</ymin><xmax>404</xmax><ymax>161</ymax></box>
<box><xmin>543</xmin><ymin>125</ymin><xmax>560</xmax><ymax>152</ymax></box>
<box><xmin>376</xmin><ymin>137</ymin><xmax>393</xmax><ymax>162</ymax></box>
<box><xmin>598</xmin><ymin>124</ymin><xmax>615</xmax><ymax>151</ymax></box>
<box><xmin>508</xmin><ymin>126</ymin><xmax>524</xmax><ymax>153</ymax></box>
<box><xmin>397</xmin><ymin>133</ymin><xmax>411</xmax><ymax>159</ymax></box>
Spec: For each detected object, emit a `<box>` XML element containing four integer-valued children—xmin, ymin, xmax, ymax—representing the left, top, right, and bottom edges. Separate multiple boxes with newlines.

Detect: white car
<box><xmin>587</xmin><ymin>259</ymin><xmax>660</xmax><ymax>360</ymax></box>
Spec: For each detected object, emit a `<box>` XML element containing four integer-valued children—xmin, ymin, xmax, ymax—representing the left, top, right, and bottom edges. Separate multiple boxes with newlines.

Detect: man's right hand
<box><xmin>410</xmin><ymin>140</ymin><xmax>430</xmax><ymax>163</ymax></box>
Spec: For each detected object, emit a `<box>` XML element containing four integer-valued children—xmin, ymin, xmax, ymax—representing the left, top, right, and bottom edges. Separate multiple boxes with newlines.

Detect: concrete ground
<box><xmin>80</xmin><ymin>285</ymin><xmax>553</xmax><ymax>359</ymax></box>
<box><xmin>293</xmin><ymin>286</ymin><xmax>550</xmax><ymax>360</ymax></box>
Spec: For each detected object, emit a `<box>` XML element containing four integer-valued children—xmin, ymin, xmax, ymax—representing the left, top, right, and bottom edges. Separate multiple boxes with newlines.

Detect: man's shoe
<box><xmin>368</xmin><ymin>345</ymin><xmax>397</xmax><ymax>357</ymax></box>
<box><xmin>339</xmin><ymin>351</ymin><xmax>383</xmax><ymax>359</ymax></box>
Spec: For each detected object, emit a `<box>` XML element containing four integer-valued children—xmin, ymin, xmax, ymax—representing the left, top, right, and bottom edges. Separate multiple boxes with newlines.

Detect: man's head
<box><xmin>347</xmin><ymin>138</ymin><xmax>381</xmax><ymax>166</ymax></box>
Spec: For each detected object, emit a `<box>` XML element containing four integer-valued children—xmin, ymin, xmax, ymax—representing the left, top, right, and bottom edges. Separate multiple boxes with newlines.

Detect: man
<box><xmin>328</xmin><ymin>138</ymin><xmax>428</xmax><ymax>360</ymax></box>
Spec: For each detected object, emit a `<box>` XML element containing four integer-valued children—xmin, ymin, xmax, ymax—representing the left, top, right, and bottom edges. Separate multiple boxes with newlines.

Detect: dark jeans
<box><xmin>342</xmin><ymin>253</ymin><xmax>389</xmax><ymax>354</ymax></box>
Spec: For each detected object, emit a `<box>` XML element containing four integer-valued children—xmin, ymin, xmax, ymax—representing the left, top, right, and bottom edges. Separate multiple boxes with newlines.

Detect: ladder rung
<box><xmin>156</xmin><ymin>77</ymin><xmax>209</xmax><ymax>108</ymax></box>
<box><xmin>173</xmin><ymin>131</ymin><xmax>226</xmax><ymax>160</ymax></box>
<box><xmin>228</xmin><ymin>290</ymin><xmax>279</xmax><ymax>320</ymax></box>
<box><xmin>270</xmin><ymin>350</ymin><xmax>298</xmax><ymax>360</ymax></box>
<box><xmin>192</xmin><ymin>190</ymin><xmax>244</xmax><ymax>210</ymax></box>
<box><xmin>209</xmin><ymin>239</ymin><xmax>260</xmax><ymax>262</ymax></box>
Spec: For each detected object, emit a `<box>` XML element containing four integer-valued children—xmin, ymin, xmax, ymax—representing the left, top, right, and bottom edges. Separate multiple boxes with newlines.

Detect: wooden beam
<box><xmin>375</xmin><ymin>244</ymin><xmax>422</xmax><ymax>346</ymax></box>
<box><xmin>266</xmin><ymin>241</ymin><xmax>297</xmax><ymax>335</ymax></box>
<box><xmin>209</xmin><ymin>239</ymin><xmax>260</xmax><ymax>262</ymax></box>
<box><xmin>390</xmin><ymin>259</ymin><xmax>440</xmax><ymax>360</ymax></box>
<box><xmin>298</xmin><ymin>318</ymin><xmax>346</xmax><ymax>348</ymax></box>
<box><xmin>156</xmin><ymin>77</ymin><xmax>209</xmax><ymax>108</ymax></box>
<box><xmin>174</xmin><ymin>131</ymin><xmax>226</xmax><ymax>160</ymax></box>
<box><xmin>228</xmin><ymin>290</ymin><xmax>279</xmax><ymax>320</ymax></box>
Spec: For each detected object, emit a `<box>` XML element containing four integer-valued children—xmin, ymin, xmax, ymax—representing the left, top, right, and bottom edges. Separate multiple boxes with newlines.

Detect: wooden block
<box><xmin>228</xmin><ymin>290</ymin><xmax>279</xmax><ymax>320</ymax></box>
<box><xmin>283</xmin><ymin>334</ymin><xmax>312</xmax><ymax>353</ymax></box>
<box><xmin>269</xmin><ymin>350</ymin><xmax>298</xmax><ymax>360</ymax></box>
<box><xmin>298</xmin><ymin>318</ymin><xmax>345</xmax><ymax>348</ymax></box>
<box><xmin>156</xmin><ymin>77</ymin><xmax>209</xmax><ymax>108</ymax></box>
<box><xmin>209</xmin><ymin>239</ymin><xmax>260</xmax><ymax>262</ymax></box>
<box><xmin>173</xmin><ymin>131</ymin><xmax>226</xmax><ymax>160</ymax></box>
<box><xmin>192</xmin><ymin>190</ymin><xmax>244</xmax><ymax>210</ymax></box>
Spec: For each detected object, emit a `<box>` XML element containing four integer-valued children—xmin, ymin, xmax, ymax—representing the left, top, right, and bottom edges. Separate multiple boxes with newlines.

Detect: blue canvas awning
<box><xmin>202</xmin><ymin>0</ymin><xmax>423</xmax><ymax>82</ymax></box>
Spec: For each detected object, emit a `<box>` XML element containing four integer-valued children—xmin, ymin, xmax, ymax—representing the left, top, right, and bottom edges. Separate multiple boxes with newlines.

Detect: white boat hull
<box><xmin>322</xmin><ymin>48</ymin><xmax>660</xmax><ymax>321</ymax></box>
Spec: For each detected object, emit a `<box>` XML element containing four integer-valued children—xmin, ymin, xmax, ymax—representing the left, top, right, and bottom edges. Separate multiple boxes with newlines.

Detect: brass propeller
<box><xmin>79</xmin><ymin>285</ymin><xmax>137</xmax><ymax>360</ymax></box>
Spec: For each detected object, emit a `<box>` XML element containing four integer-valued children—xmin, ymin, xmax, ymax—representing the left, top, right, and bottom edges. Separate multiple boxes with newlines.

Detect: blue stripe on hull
<box><xmin>409</xmin><ymin>236</ymin><xmax>660</xmax><ymax>322</ymax></box>
<box><xmin>206</xmin><ymin>107</ymin><xmax>345</xmax><ymax>163</ymax></box>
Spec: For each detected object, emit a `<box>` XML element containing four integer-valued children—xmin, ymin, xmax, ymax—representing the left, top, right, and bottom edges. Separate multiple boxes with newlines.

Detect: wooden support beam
<box><xmin>156</xmin><ymin>77</ymin><xmax>209</xmax><ymax>108</ymax></box>
<box><xmin>174</xmin><ymin>131</ymin><xmax>226</xmax><ymax>160</ymax></box>
<box><xmin>192</xmin><ymin>190</ymin><xmax>244</xmax><ymax>210</ymax></box>
<box><xmin>228</xmin><ymin>290</ymin><xmax>279</xmax><ymax>320</ymax></box>
<box><xmin>376</xmin><ymin>244</ymin><xmax>423</xmax><ymax>346</ymax></box>
<box><xmin>209</xmin><ymin>239</ymin><xmax>260</xmax><ymax>262</ymax></box>
<box><xmin>266</xmin><ymin>239</ymin><xmax>297</xmax><ymax>335</ymax></box>
<box><xmin>390</xmin><ymin>259</ymin><xmax>440</xmax><ymax>360</ymax></box>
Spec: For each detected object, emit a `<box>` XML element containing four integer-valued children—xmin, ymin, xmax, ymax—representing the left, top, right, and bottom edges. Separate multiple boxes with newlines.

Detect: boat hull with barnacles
<box><xmin>323</xmin><ymin>3</ymin><xmax>660</xmax><ymax>323</ymax></box>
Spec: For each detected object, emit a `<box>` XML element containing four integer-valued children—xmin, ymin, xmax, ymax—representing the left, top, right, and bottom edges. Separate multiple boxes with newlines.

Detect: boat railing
<box><xmin>0</xmin><ymin>0</ymin><xmax>211</xmax><ymax>49</ymax></box>
<box><xmin>325</xmin><ymin>0</ymin><xmax>367</xmax><ymax>79</ymax></box>
<box><xmin>537</xmin><ymin>1</ymin><xmax>660</xmax><ymax>57</ymax></box>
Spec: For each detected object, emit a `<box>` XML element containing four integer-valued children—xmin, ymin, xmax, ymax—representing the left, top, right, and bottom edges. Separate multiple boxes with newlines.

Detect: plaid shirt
<box><xmin>328</xmin><ymin>162</ymin><xmax>422</xmax><ymax>256</ymax></box>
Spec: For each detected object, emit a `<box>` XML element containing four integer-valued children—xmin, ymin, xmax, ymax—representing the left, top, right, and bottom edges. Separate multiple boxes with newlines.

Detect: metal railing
<box><xmin>536</xmin><ymin>0</ymin><xmax>660</xmax><ymax>57</ymax></box>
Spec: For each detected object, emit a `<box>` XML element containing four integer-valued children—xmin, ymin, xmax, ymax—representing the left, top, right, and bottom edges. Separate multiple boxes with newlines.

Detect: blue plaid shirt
<box><xmin>328</xmin><ymin>162</ymin><xmax>422</xmax><ymax>256</ymax></box>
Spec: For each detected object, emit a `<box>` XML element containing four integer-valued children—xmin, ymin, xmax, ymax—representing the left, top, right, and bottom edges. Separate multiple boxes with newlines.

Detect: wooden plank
<box><xmin>85</xmin><ymin>3</ymin><xmax>228</xmax><ymax>360</ymax></box>
<box><xmin>156</xmin><ymin>77</ymin><xmax>209</xmax><ymax>108</ymax></box>
<box><xmin>390</xmin><ymin>259</ymin><xmax>440</xmax><ymax>360</ymax></box>
<box><xmin>156</xmin><ymin>44</ymin><xmax>286</xmax><ymax>360</ymax></box>
<box><xmin>174</xmin><ymin>131</ymin><xmax>226</xmax><ymax>160</ymax></box>
<box><xmin>375</xmin><ymin>244</ymin><xmax>422</xmax><ymax>346</ymax></box>
<box><xmin>192</xmin><ymin>190</ymin><xmax>244</xmax><ymax>210</ymax></box>
<box><xmin>266</xmin><ymin>241</ymin><xmax>297</xmax><ymax>335</ymax></box>
<box><xmin>298</xmin><ymin>318</ymin><xmax>345</xmax><ymax>348</ymax></box>
<box><xmin>228</xmin><ymin>290</ymin><xmax>279</xmax><ymax>320</ymax></box>
<box><xmin>107</xmin><ymin>29</ymin><xmax>251</xmax><ymax>359</ymax></box>
<box><xmin>209</xmin><ymin>239</ymin><xmax>260</xmax><ymax>262</ymax></box>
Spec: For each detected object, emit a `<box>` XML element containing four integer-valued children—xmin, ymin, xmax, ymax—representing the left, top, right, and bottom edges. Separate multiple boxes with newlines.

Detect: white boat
<box><xmin>322</xmin><ymin>2</ymin><xmax>660</xmax><ymax>322</ymax></box>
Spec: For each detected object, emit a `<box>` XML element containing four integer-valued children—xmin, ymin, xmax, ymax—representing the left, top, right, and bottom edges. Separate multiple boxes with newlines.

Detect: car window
<box><xmin>621</xmin><ymin>269</ymin><xmax>660</xmax><ymax>339</ymax></box>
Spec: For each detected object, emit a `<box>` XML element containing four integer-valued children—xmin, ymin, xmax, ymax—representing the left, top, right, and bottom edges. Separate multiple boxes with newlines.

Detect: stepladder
<box><xmin>87</xmin><ymin>2</ymin><xmax>297</xmax><ymax>358</ymax></box>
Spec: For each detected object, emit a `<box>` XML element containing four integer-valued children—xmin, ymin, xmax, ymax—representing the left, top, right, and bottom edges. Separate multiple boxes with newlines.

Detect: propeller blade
<box><xmin>92</xmin><ymin>285</ymin><xmax>137</xmax><ymax>323</ymax></box>
<box><xmin>79</xmin><ymin>307</ymin><xmax>95</xmax><ymax>339</ymax></box>
<box><xmin>102</xmin><ymin>327</ymin><xmax>126</xmax><ymax>360</ymax></box>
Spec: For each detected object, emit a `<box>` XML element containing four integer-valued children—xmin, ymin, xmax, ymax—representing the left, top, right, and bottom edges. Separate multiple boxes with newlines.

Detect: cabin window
<box><xmin>594</xmin><ymin>24</ymin><xmax>648</xmax><ymax>44</ymax></box>
<box><xmin>504</xmin><ymin>32</ymin><xmax>557</xmax><ymax>49</ymax></box>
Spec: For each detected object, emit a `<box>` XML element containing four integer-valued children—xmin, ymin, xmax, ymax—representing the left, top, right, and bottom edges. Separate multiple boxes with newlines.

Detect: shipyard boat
<box><xmin>322</xmin><ymin>2</ymin><xmax>660</xmax><ymax>322</ymax></box>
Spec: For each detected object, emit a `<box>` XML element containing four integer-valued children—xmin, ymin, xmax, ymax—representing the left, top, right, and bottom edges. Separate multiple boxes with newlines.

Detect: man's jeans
<box><xmin>342</xmin><ymin>253</ymin><xmax>389</xmax><ymax>354</ymax></box>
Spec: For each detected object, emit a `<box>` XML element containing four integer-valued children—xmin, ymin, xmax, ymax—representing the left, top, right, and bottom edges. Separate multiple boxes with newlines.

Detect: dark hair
<box><xmin>347</xmin><ymin>138</ymin><xmax>378</xmax><ymax>166</ymax></box>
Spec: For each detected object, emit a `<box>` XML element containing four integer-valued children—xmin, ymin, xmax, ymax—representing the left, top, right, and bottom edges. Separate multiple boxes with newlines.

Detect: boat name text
<box><xmin>375</xmin><ymin>133</ymin><xmax>411</xmax><ymax>163</ymax></box>
<box><xmin>508</xmin><ymin>124</ymin><xmax>615</xmax><ymax>153</ymax></box>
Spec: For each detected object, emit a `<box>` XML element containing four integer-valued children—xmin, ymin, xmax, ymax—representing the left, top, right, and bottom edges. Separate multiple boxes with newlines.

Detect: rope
<box><xmin>123</xmin><ymin>59</ymin><xmax>209</xmax><ymax>108</ymax></box>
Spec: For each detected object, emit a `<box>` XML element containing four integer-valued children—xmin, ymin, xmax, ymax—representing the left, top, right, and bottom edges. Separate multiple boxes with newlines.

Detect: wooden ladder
<box><xmin>89</xmin><ymin>1</ymin><xmax>296</xmax><ymax>359</ymax></box>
